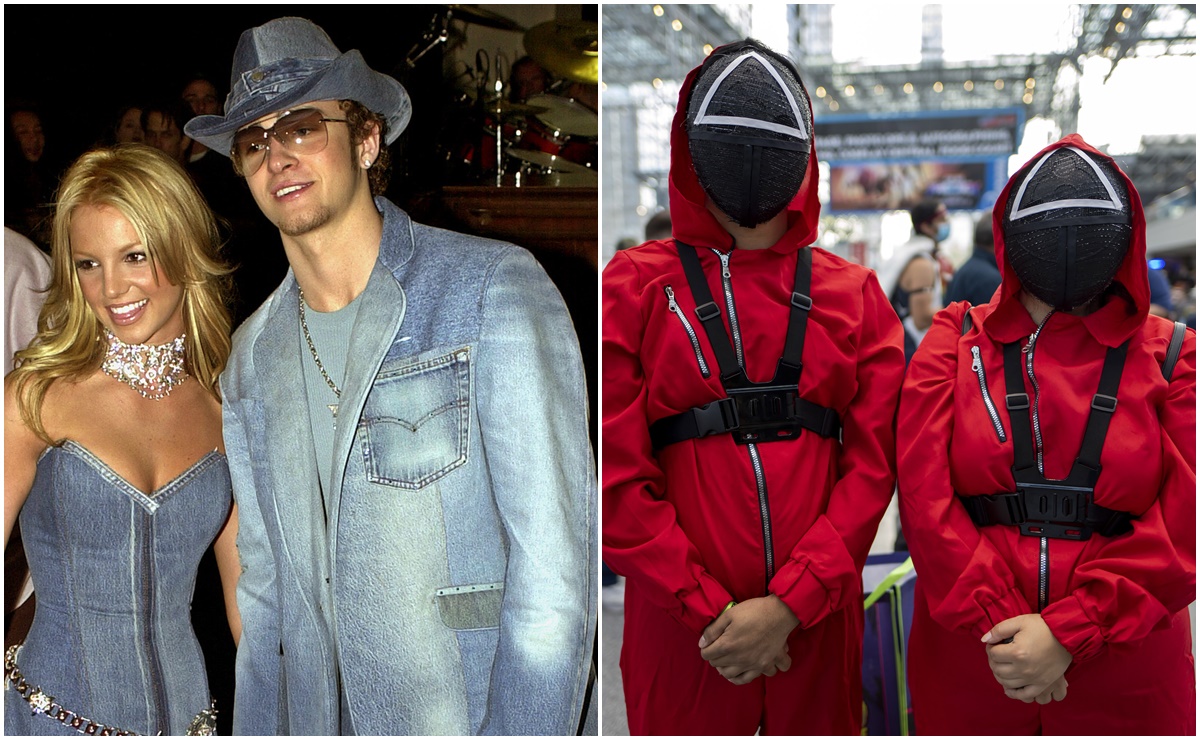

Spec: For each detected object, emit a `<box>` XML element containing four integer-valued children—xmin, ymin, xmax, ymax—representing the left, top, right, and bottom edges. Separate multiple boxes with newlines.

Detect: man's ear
<box><xmin>358</xmin><ymin>119</ymin><xmax>382</xmax><ymax>168</ymax></box>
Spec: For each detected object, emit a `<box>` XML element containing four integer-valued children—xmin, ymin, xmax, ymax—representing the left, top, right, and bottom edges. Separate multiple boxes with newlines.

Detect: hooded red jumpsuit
<box><xmin>602</xmin><ymin>57</ymin><xmax>906</xmax><ymax>735</ymax></box>
<box><xmin>898</xmin><ymin>135</ymin><xmax>1196</xmax><ymax>735</ymax></box>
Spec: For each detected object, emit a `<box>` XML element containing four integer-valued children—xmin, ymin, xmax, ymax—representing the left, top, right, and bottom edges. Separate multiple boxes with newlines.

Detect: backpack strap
<box><xmin>1162</xmin><ymin>320</ymin><xmax>1186</xmax><ymax>381</ymax></box>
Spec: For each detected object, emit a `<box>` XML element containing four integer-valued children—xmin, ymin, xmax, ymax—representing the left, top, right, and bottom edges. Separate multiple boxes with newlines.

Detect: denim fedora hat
<box><xmin>184</xmin><ymin>17</ymin><xmax>412</xmax><ymax>158</ymax></box>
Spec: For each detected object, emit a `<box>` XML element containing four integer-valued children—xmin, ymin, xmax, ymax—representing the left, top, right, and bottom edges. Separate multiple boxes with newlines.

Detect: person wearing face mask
<box><xmin>897</xmin><ymin>134</ymin><xmax>1195</xmax><ymax>734</ymax></box>
<box><xmin>602</xmin><ymin>39</ymin><xmax>905</xmax><ymax>734</ymax></box>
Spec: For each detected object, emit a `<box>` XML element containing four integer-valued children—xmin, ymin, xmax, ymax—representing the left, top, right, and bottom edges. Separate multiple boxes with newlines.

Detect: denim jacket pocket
<box><xmin>434</xmin><ymin>582</ymin><xmax>503</xmax><ymax>630</ymax></box>
<box><xmin>362</xmin><ymin>348</ymin><xmax>470</xmax><ymax>490</ymax></box>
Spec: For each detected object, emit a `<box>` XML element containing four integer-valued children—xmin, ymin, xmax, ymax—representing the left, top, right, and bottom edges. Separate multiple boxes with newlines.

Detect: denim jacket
<box><xmin>222</xmin><ymin>197</ymin><xmax>596</xmax><ymax>735</ymax></box>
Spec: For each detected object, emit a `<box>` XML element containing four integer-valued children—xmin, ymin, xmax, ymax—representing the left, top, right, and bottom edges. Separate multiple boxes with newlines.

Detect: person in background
<box><xmin>142</xmin><ymin>101</ymin><xmax>194</xmax><ymax>165</ymax></box>
<box><xmin>946</xmin><ymin>215</ymin><xmax>1001</xmax><ymax>307</ymax></box>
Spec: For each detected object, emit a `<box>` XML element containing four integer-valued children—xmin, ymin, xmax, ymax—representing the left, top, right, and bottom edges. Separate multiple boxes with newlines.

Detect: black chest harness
<box><xmin>959</xmin><ymin>312</ymin><xmax>1187</xmax><ymax>541</ymax></box>
<box><xmin>649</xmin><ymin>240</ymin><xmax>841</xmax><ymax>450</ymax></box>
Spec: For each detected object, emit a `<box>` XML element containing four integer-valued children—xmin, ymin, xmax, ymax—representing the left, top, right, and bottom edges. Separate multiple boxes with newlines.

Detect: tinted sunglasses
<box><xmin>231</xmin><ymin>108</ymin><xmax>348</xmax><ymax>176</ymax></box>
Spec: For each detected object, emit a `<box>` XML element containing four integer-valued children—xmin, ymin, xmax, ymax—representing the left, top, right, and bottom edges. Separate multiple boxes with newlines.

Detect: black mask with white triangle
<box><xmin>1002</xmin><ymin>145</ymin><xmax>1132</xmax><ymax>311</ymax></box>
<box><xmin>686</xmin><ymin>40</ymin><xmax>813</xmax><ymax>228</ymax></box>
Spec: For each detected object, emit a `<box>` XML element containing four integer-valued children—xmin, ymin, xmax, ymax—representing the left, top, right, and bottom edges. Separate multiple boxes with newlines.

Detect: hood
<box><xmin>668</xmin><ymin>43</ymin><xmax>821</xmax><ymax>254</ymax></box>
<box><xmin>985</xmin><ymin>133</ymin><xmax>1148</xmax><ymax>346</ymax></box>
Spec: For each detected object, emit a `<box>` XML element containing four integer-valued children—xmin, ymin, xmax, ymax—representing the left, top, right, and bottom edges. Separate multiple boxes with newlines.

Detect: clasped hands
<box><xmin>981</xmin><ymin>613</ymin><xmax>1072</xmax><ymax>705</ymax></box>
<box><xmin>698</xmin><ymin>595</ymin><xmax>799</xmax><ymax>685</ymax></box>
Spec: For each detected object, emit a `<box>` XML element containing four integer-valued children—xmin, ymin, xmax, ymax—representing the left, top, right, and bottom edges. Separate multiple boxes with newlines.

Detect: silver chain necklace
<box><xmin>100</xmin><ymin>329</ymin><xmax>188</xmax><ymax>400</ymax></box>
<box><xmin>298</xmin><ymin>289</ymin><xmax>341</xmax><ymax>422</ymax></box>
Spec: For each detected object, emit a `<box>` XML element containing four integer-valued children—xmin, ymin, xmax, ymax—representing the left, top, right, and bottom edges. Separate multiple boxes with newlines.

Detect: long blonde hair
<box><xmin>10</xmin><ymin>144</ymin><xmax>232</xmax><ymax>443</ymax></box>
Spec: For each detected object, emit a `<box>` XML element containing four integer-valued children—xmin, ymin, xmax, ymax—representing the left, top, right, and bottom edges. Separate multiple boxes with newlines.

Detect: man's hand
<box><xmin>698</xmin><ymin>595</ymin><xmax>799</xmax><ymax>685</ymax></box>
<box><xmin>982</xmin><ymin>614</ymin><xmax>1072</xmax><ymax>703</ymax></box>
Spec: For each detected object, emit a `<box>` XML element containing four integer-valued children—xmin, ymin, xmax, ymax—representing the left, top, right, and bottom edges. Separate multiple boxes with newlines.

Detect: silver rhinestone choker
<box><xmin>100</xmin><ymin>329</ymin><xmax>188</xmax><ymax>400</ymax></box>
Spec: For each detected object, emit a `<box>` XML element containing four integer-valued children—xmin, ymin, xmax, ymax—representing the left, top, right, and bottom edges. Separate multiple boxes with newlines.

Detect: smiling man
<box><xmin>185</xmin><ymin>17</ymin><xmax>595</xmax><ymax>736</ymax></box>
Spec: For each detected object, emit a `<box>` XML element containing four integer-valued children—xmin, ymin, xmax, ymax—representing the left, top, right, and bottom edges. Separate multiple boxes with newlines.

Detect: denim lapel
<box><xmin>326</xmin><ymin>259</ymin><xmax>406</xmax><ymax>561</ymax></box>
<box><xmin>252</xmin><ymin>278</ymin><xmax>331</xmax><ymax>590</ymax></box>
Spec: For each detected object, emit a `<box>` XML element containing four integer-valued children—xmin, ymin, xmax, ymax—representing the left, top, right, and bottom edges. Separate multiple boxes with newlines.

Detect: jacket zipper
<box><xmin>970</xmin><ymin>346</ymin><xmax>1007</xmax><ymax>442</ymax></box>
<box><xmin>1022</xmin><ymin>310</ymin><xmax>1055</xmax><ymax>612</ymax></box>
<box><xmin>142</xmin><ymin>513</ymin><xmax>169</xmax><ymax>733</ymax></box>
<box><xmin>748</xmin><ymin>443</ymin><xmax>774</xmax><ymax>591</ymax></box>
<box><xmin>664</xmin><ymin>285</ymin><xmax>711</xmax><ymax>378</ymax></box>
<box><xmin>710</xmin><ymin>248</ymin><xmax>745</xmax><ymax>369</ymax></box>
<box><xmin>713</xmin><ymin>252</ymin><xmax>774</xmax><ymax>592</ymax></box>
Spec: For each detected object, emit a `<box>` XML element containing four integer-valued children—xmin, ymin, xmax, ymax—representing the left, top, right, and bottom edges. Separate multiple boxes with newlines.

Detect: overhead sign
<box><xmin>815</xmin><ymin>108</ymin><xmax>1025</xmax><ymax>163</ymax></box>
<box><xmin>815</xmin><ymin>108</ymin><xmax>1024</xmax><ymax>212</ymax></box>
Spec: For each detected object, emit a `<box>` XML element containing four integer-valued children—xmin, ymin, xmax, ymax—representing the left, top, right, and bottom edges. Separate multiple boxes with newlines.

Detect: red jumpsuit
<box><xmin>602</xmin><ymin>60</ymin><xmax>906</xmax><ymax>735</ymax></box>
<box><xmin>898</xmin><ymin>135</ymin><xmax>1196</xmax><ymax>735</ymax></box>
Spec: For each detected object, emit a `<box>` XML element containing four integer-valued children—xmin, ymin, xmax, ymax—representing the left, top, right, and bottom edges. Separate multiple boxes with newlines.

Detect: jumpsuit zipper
<box><xmin>664</xmin><ymin>285</ymin><xmax>711</xmax><ymax>377</ymax></box>
<box><xmin>713</xmin><ymin>252</ymin><xmax>774</xmax><ymax>592</ymax></box>
<box><xmin>710</xmin><ymin>248</ymin><xmax>745</xmax><ymax>369</ymax></box>
<box><xmin>1022</xmin><ymin>310</ymin><xmax>1055</xmax><ymax>612</ymax></box>
<box><xmin>971</xmin><ymin>346</ymin><xmax>1007</xmax><ymax>442</ymax></box>
<box><xmin>142</xmin><ymin>513</ymin><xmax>169</xmax><ymax>734</ymax></box>
<box><xmin>748</xmin><ymin>443</ymin><xmax>775</xmax><ymax>591</ymax></box>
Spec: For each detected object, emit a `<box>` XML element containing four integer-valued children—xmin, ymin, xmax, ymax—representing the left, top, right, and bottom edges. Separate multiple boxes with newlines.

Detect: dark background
<box><xmin>5</xmin><ymin>5</ymin><xmax>470</xmax><ymax>202</ymax></box>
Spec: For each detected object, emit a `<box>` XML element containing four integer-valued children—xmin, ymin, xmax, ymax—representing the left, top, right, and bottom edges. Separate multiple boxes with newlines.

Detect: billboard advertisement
<box><xmin>815</xmin><ymin>108</ymin><xmax>1024</xmax><ymax>213</ymax></box>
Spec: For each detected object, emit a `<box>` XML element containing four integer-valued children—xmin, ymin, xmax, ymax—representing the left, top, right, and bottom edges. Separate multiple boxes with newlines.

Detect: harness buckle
<box><xmin>691</xmin><ymin>398</ymin><xmax>739</xmax><ymax>438</ymax></box>
<box><xmin>790</xmin><ymin>292</ymin><xmax>812</xmax><ymax>311</ymax></box>
<box><xmin>694</xmin><ymin>301</ymin><xmax>721</xmax><ymax>323</ymax></box>
<box><xmin>1016</xmin><ymin>482</ymin><xmax>1094</xmax><ymax>541</ymax></box>
<box><xmin>1091</xmin><ymin>394</ymin><xmax>1118</xmax><ymax>412</ymax></box>
<box><xmin>727</xmin><ymin>384</ymin><xmax>803</xmax><ymax>445</ymax></box>
<box><xmin>1006</xmin><ymin>393</ymin><xmax>1030</xmax><ymax>411</ymax></box>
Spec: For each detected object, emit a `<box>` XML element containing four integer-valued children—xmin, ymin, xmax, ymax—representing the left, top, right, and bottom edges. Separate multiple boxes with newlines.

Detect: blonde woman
<box><xmin>4</xmin><ymin>144</ymin><xmax>239</xmax><ymax>736</ymax></box>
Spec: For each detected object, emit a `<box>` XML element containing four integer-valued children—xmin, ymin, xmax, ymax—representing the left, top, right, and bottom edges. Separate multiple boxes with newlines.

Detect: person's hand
<box><xmin>982</xmin><ymin>614</ymin><xmax>1072</xmax><ymax>702</ymax></box>
<box><xmin>698</xmin><ymin>595</ymin><xmax>799</xmax><ymax>685</ymax></box>
<box><xmin>1032</xmin><ymin>675</ymin><xmax>1068</xmax><ymax>705</ymax></box>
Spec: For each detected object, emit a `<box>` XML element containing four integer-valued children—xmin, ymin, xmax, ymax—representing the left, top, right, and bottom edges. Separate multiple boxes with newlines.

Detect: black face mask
<box><xmin>1003</xmin><ymin>146</ymin><xmax>1132</xmax><ymax>311</ymax></box>
<box><xmin>686</xmin><ymin>41</ymin><xmax>812</xmax><ymax>228</ymax></box>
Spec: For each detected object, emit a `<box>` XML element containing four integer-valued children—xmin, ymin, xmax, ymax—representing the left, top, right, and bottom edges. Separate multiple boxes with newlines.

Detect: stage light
<box><xmin>844</xmin><ymin>85</ymin><xmax>855</xmax><ymax>97</ymax></box>
<box><xmin>815</xmin><ymin>86</ymin><xmax>827</xmax><ymax>98</ymax></box>
<box><xmin>671</xmin><ymin>19</ymin><xmax>682</xmax><ymax>31</ymax></box>
<box><xmin>903</xmin><ymin>82</ymin><xmax>914</xmax><ymax>94</ymax></box>
<box><xmin>994</xmin><ymin>79</ymin><xmax>1005</xmax><ymax>90</ymax></box>
<box><xmin>964</xmin><ymin>80</ymin><xmax>974</xmax><ymax>91</ymax></box>
<box><xmin>653</xmin><ymin>5</ymin><xmax>664</xmax><ymax>17</ymax></box>
<box><xmin>933</xmin><ymin>81</ymin><xmax>943</xmax><ymax>92</ymax></box>
<box><xmin>703</xmin><ymin>44</ymin><xmax>713</xmax><ymax>55</ymax></box>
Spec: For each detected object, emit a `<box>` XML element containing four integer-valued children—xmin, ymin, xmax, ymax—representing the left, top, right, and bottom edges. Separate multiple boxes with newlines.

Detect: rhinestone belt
<box><xmin>5</xmin><ymin>644</ymin><xmax>217</xmax><ymax>736</ymax></box>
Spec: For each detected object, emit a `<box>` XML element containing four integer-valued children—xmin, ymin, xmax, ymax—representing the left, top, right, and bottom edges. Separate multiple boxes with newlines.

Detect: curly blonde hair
<box><xmin>10</xmin><ymin>144</ymin><xmax>232</xmax><ymax>443</ymax></box>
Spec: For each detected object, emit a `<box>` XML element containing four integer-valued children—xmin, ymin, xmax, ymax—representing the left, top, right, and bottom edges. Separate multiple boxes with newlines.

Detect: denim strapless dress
<box><xmin>5</xmin><ymin>440</ymin><xmax>231</xmax><ymax>736</ymax></box>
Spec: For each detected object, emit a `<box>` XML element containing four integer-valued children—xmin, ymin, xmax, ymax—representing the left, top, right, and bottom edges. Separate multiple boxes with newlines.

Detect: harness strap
<box><xmin>1002</xmin><ymin>341</ymin><xmax>1035</xmax><ymax>476</ymax></box>
<box><xmin>649</xmin><ymin>395</ymin><xmax>841</xmax><ymax>450</ymax></box>
<box><xmin>1073</xmin><ymin>339</ymin><xmax>1129</xmax><ymax>474</ymax></box>
<box><xmin>960</xmin><ymin>489</ymin><xmax>1134</xmax><ymax>539</ymax></box>
<box><xmin>677</xmin><ymin>240</ymin><xmax>743</xmax><ymax>383</ymax></box>
<box><xmin>655</xmin><ymin>241</ymin><xmax>838</xmax><ymax>449</ymax></box>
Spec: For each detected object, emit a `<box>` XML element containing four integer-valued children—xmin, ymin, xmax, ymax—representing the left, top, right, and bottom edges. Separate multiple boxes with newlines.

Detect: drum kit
<box><xmin>425</xmin><ymin>7</ymin><xmax>598</xmax><ymax>187</ymax></box>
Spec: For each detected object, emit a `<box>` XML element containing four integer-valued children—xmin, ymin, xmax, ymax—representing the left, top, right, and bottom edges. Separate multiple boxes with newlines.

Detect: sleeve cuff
<box><xmin>769</xmin><ymin>561</ymin><xmax>833</xmax><ymax>629</ymax></box>
<box><xmin>676</xmin><ymin>572</ymin><xmax>735</xmax><ymax>635</ymax></box>
<box><xmin>964</xmin><ymin>587</ymin><xmax>1035</xmax><ymax>639</ymax></box>
<box><xmin>1041</xmin><ymin>594</ymin><xmax>1105</xmax><ymax>663</ymax></box>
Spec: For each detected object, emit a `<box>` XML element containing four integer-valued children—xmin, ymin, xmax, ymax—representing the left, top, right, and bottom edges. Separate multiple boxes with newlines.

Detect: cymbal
<box><xmin>481</xmin><ymin>99</ymin><xmax>549</xmax><ymax>117</ymax></box>
<box><xmin>524</xmin><ymin>21</ymin><xmax>598</xmax><ymax>84</ymax></box>
<box><xmin>447</xmin><ymin>5</ymin><xmax>525</xmax><ymax>32</ymax></box>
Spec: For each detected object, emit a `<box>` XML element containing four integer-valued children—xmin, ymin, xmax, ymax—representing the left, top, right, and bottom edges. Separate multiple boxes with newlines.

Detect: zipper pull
<box><xmin>971</xmin><ymin>346</ymin><xmax>982</xmax><ymax>372</ymax></box>
<box><xmin>718</xmin><ymin>252</ymin><xmax>732</xmax><ymax>279</ymax></box>
<box><xmin>665</xmin><ymin>285</ymin><xmax>679</xmax><ymax>311</ymax></box>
